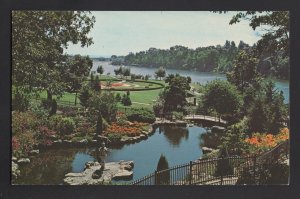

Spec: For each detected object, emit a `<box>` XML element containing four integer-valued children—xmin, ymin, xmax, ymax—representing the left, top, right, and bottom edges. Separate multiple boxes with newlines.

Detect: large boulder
<box><xmin>112</xmin><ymin>170</ymin><xmax>133</xmax><ymax>180</ymax></box>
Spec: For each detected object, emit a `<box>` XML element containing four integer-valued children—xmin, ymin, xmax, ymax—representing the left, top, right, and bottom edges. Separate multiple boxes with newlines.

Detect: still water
<box><xmin>16</xmin><ymin>126</ymin><xmax>207</xmax><ymax>185</ymax></box>
<box><xmin>91</xmin><ymin>61</ymin><xmax>289</xmax><ymax>103</ymax></box>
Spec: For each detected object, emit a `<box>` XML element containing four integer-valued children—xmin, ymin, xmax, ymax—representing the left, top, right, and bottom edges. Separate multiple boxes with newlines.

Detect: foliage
<box><xmin>236</xmin><ymin>161</ymin><xmax>289</xmax><ymax>185</ymax></box>
<box><xmin>106</xmin><ymin>133</ymin><xmax>122</xmax><ymax>142</ymax></box>
<box><xmin>36</xmin><ymin>126</ymin><xmax>55</xmax><ymax>146</ymax></box>
<box><xmin>214</xmin><ymin>148</ymin><xmax>234</xmax><ymax>177</ymax></box>
<box><xmin>202</xmin><ymin>79</ymin><xmax>242</xmax><ymax>119</ymax></box>
<box><xmin>229</xmin><ymin>11</ymin><xmax>289</xmax><ymax>57</ymax></box>
<box><xmin>79</xmin><ymin>85</ymin><xmax>93</xmax><ymax>107</ymax></box>
<box><xmin>155</xmin><ymin>67</ymin><xmax>166</xmax><ymax>80</ymax></box>
<box><xmin>93</xmin><ymin>75</ymin><xmax>101</xmax><ymax>91</ymax></box>
<box><xmin>115</xmin><ymin>93</ymin><xmax>122</xmax><ymax>102</ymax></box>
<box><xmin>219</xmin><ymin>119</ymin><xmax>249</xmax><ymax>156</ymax></box>
<box><xmin>126</xmin><ymin>108</ymin><xmax>156</xmax><ymax>123</ymax></box>
<box><xmin>123</xmin><ymin>44</ymin><xmax>238</xmax><ymax>73</ymax></box>
<box><xmin>156</xmin><ymin>154</ymin><xmax>170</xmax><ymax>185</ymax></box>
<box><xmin>171</xmin><ymin>111</ymin><xmax>184</xmax><ymax>120</ymax></box>
<box><xmin>244</xmin><ymin>128</ymin><xmax>289</xmax><ymax>154</ymax></box>
<box><xmin>12</xmin><ymin>111</ymin><xmax>39</xmax><ymax>136</ymax></box>
<box><xmin>49</xmin><ymin>115</ymin><xmax>76</xmax><ymax>135</ymax></box>
<box><xmin>121</xmin><ymin>94</ymin><xmax>132</xmax><ymax>106</ymax></box>
<box><xmin>12</xmin><ymin>90</ymin><xmax>30</xmax><ymax>112</ymax></box>
<box><xmin>97</xmin><ymin>65</ymin><xmax>104</xmax><ymax>75</ymax></box>
<box><xmin>160</xmin><ymin>74</ymin><xmax>191</xmax><ymax>112</ymax></box>
<box><xmin>12</xmin><ymin>11</ymin><xmax>95</xmax><ymax>98</ymax></box>
<box><xmin>227</xmin><ymin>50</ymin><xmax>258</xmax><ymax>94</ymax></box>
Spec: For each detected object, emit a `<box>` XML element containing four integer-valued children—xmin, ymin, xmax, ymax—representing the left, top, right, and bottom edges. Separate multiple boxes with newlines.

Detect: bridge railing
<box><xmin>130</xmin><ymin>141</ymin><xmax>289</xmax><ymax>185</ymax></box>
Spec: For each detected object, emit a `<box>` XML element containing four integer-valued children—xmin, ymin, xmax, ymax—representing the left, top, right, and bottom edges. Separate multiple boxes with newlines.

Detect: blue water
<box><xmin>16</xmin><ymin>126</ymin><xmax>207</xmax><ymax>185</ymax></box>
<box><xmin>91</xmin><ymin>61</ymin><xmax>289</xmax><ymax>103</ymax></box>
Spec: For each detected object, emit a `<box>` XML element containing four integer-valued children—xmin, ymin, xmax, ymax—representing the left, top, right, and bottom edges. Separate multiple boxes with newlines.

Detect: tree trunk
<box><xmin>47</xmin><ymin>90</ymin><xmax>52</xmax><ymax>101</ymax></box>
<box><xmin>96</xmin><ymin>113</ymin><xmax>103</xmax><ymax>136</ymax></box>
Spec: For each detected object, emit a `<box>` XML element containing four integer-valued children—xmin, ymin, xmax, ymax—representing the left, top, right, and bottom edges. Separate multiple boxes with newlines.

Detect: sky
<box><xmin>65</xmin><ymin>11</ymin><xmax>262</xmax><ymax>57</ymax></box>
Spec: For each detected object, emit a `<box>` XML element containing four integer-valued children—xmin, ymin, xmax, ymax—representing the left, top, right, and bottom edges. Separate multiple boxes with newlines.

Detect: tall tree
<box><xmin>65</xmin><ymin>55</ymin><xmax>93</xmax><ymax>105</ymax></box>
<box><xmin>202</xmin><ymin>79</ymin><xmax>242</xmax><ymax>121</ymax></box>
<box><xmin>88</xmin><ymin>92</ymin><xmax>117</xmax><ymax>136</ymax></box>
<box><xmin>155</xmin><ymin>67</ymin><xmax>166</xmax><ymax>80</ymax></box>
<box><xmin>227</xmin><ymin>51</ymin><xmax>258</xmax><ymax>94</ymax></box>
<box><xmin>97</xmin><ymin>65</ymin><xmax>104</xmax><ymax>75</ymax></box>
<box><xmin>12</xmin><ymin>11</ymin><xmax>95</xmax><ymax>100</ymax></box>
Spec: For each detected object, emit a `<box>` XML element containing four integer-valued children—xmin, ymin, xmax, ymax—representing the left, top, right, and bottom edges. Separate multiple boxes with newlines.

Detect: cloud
<box><xmin>65</xmin><ymin>11</ymin><xmax>261</xmax><ymax>57</ymax></box>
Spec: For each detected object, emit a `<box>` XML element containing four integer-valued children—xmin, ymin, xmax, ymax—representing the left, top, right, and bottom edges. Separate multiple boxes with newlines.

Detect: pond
<box><xmin>91</xmin><ymin>61</ymin><xmax>290</xmax><ymax>104</ymax></box>
<box><xmin>16</xmin><ymin>126</ymin><xmax>208</xmax><ymax>185</ymax></box>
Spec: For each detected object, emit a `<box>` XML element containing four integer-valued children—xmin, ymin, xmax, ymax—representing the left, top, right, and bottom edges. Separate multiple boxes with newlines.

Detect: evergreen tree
<box><xmin>79</xmin><ymin>86</ymin><xmax>92</xmax><ymax>107</ymax></box>
<box><xmin>156</xmin><ymin>154</ymin><xmax>170</xmax><ymax>185</ymax></box>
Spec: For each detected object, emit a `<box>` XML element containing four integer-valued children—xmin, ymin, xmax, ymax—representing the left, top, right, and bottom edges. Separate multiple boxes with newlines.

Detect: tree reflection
<box><xmin>16</xmin><ymin>148</ymin><xmax>85</xmax><ymax>185</ymax></box>
<box><xmin>199</xmin><ymin>131</ymin><xmax>221</xmax><ymax>149</ymax></box>
<box><xmin>162</xmin><ymin>126</ymin><xmax>189</xmax><ymax>147</ymax></box>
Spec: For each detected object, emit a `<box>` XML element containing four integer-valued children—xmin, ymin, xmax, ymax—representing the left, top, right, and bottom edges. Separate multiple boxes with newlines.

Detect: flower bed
<box><xmin>244</xmin><ymin>128</ymin><xmax>289</xmax><ymax>154</ymax></box>
<box><xmin>105</xmin><ymin>122</ymin><xmax>148</xmax><ymax>137</ymax></box>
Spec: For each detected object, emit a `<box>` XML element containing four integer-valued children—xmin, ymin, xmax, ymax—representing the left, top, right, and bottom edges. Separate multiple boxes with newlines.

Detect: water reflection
<box><xmin>199</xmin><ymin>131</ymin><xmax>222</xmax><ymax>149</ymax></box>
<box><xmin>16</xmin><ymin>148</ymin><xmax>83</xmax><ymax>185</ymax></box>
<box><xmin>162</xmin><ymin>126</ymin><xmax>189</xmax><ymax>147</ymax></box>
<box><xmin>15</xmin><ymin>126</ymin><xmax>208</xmax><ymax>185</ymax></box>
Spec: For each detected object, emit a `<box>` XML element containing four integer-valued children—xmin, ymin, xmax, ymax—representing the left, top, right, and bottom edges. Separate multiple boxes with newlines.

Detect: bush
<box><xmin>12</xmin><ymin>91</ymin><xmax>30</xmax><ymax>112</ymax></box>
<box><xmin>126</xmin><ymin>108</ymin><xmax>155</xmax><ymax>123</ymax></box>
<box><xmin>172</xmin><ymin>111</ymin><xmax>184</xmax><ymax>120</ymax></box>
<box><xmin>49</xmin><ymin>115</ymin><xmax>76</xmax><ymax>135</ymax></box>
<box><xmin>107</xmin><ymin>133</ymin><xmax>122</xmax><ymax>142</ymax></box>
<box><xmin>236</xmin><ymin>161</ymin><xmax>289</xmax><ymax>185</ymax></box>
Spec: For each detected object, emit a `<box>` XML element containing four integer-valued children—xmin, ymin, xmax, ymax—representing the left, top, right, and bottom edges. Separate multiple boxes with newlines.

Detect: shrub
<box><xmin>36</xmin><ymin>126</ymin><xmax>55</xmax><ymax>146</ymax></box>
<box><xmin>12</xmin><ymin>91</ymin><xmax>30</xmax><ymax>112</ymax></box>
<box><xmin>107</xmin><ymin>133</ymin><xmax>122</xmax><ymax>142</ymax></box>
<box><xmin>12</xmin><ymin>111</ymin><xmax>39</xmax><ymax>136</ymax></box>
<box><xmin>171</xmin><ymin>111</ymin><xmax>184</xmax><ymax>120</ymax></box>
<box><xmin>49</xmin><ymin>115</ymin><xmax>76</xmax><ymax>135</ymax></box>
<box><xmin>126</xmin><ymin>108</ymin><xmax>155</xmax><ymax>123</ymax></box>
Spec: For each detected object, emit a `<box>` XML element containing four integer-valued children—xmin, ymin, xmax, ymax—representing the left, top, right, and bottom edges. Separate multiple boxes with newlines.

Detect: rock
<box><xmin>120</xmin><ymin>160</ymin><xmax>134</xmax><ymax>171</ymax></box>
<box><xmin>29</xmin><ymin>149</ymin><xmax>39</xmax><ymax>155</ymax></box>
<box><xmin>62</xmin><ymin>140</ymin><xmax>73</xmax><ymax>145</ymax></box>
<box><xmin>12</xmin><ymin>156</ymin><xmax>17</xmax><ymax>162</ymax></box>
<box><xmin>140</xmin><ymin>134</ymin><xmax>147</xmax><ymax>139</ymax></box>
<box><xmin>113</xmin><ymin>170</ymin><xmax>133</xmax><ymax>180</ymax></box>
<box><xmin>211</xmin><ymin>126</ymin><xmax>225</xmax><ymax>134</ymax></box>
<box><xmin>79</xmin><ymin>139</ymin><xmax>88</xmax><ymax>144</ymax></box>
<box><xmin>92</xmin><ymin>168</ymin><xmax>103</xmax><ymax>179</ymax></box>
<box><xmin>63</xmin><ymin>160</ymin><xmax>134</xmax><ymax>185</ymax></box>
<box><xmin>91</xmin><ymin>140</ymin><xmax>98</xmax><ymax>144</ymax></box>
<box><xmin>17</xmin><ymin>158</ymin><xmax>30</xmax><ymax>164</ymax></box>
<box><xmin>12</xmin><ymin>161</ymin><xmax>20</xmax><ymax>179</ymax></box>
<box><xmin>202</xmin><ymin>147</ymin><xmax>214</xmax><ymax>154</ymax></box>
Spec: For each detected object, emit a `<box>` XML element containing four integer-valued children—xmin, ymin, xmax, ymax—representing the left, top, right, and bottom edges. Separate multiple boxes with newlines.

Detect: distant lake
<box><xmin>92</xmin><ymin>61</ymin><xmax>289</xmax><ymax>103</ymax></box>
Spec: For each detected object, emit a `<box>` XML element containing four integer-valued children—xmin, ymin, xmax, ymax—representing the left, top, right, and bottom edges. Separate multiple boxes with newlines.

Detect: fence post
<box><xmin>253</xmin><ymin>156</ymin><xmax>257</xmax><ymax>185</ymax></box>
<box><xmin>220</xmin><ymin>157</ymin><xmax>223</xmax><ymax>185</ymax></box>
<box><xmin>189</xmin><ymin>161</ymin><xmax>193</xmax><ymax>185</ymax></box>
<box><xmin>154</xmin><ymin>170</ymin><xmax>157</xmax><ymax>185</ymax></box>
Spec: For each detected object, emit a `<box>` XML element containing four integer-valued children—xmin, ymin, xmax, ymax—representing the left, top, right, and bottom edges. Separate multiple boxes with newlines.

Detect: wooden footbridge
<box><xmin>184</xmin><ymin>114</ymin><xmax>227</xmax><ymax>126</ymax></box>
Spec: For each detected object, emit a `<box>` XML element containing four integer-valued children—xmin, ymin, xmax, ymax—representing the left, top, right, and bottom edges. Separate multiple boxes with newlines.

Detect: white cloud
<box><xmin>65</xmin><ymin>11</ymin><xmax>261</xmax><ymax>57</ymax></box>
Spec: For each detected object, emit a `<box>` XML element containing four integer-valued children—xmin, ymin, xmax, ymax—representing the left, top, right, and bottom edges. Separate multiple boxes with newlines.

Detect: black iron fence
<box><xmin>130</xmin><ymin>140</ymin><xmax>289</xmax><ymax>185</ymax></box>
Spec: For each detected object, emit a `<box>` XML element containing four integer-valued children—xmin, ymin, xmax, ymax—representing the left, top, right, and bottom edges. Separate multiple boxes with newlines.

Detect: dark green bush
<box><xmin>107</xmin><ymin>133</ymin><xmax>122</xmax><ymax>142</ymax></box>
<box><xmin>126</xmin><ymin>108</ymin><xmax>155</xmax><ymax>123</ymax></box>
